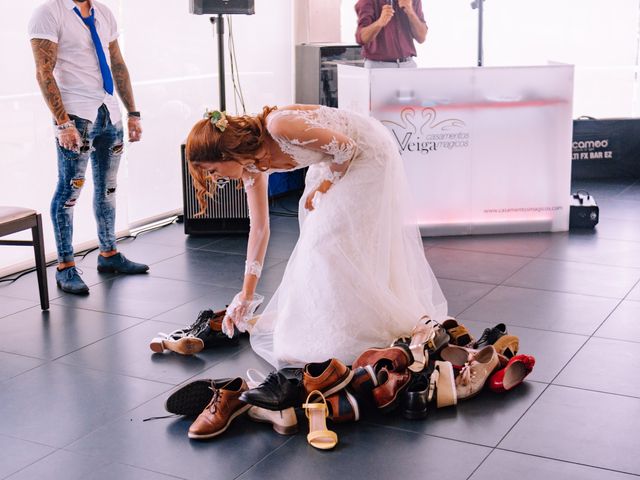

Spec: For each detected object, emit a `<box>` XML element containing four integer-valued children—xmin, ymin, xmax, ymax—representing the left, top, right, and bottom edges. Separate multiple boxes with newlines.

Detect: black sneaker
<box><xmin>239</xmin><ymin>371</ymin><xmax>302</xmax><ymax>411</ymax></box>
<box><xmin>472</xmin><ymin>323</ymin><xmax>507</xmax><ymax>349</ymax></box>
<box><xmin>164</xmin><ymin>378</ymin><xmax>232</xmax><ymax>417</ymax></box>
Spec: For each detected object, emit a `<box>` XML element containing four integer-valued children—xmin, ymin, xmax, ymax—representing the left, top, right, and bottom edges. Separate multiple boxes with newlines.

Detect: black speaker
<box><xmin>180</xmin><ymin>144</ymin><xmax>250</xmax><ymax>235</ymax></box>
<box><xmin>569</xmin><ymin>191</ymin><xmax>599</xmax><ymax>229</ymax></box>
<box><xmin>572</xmin><ymin>118</ymin><xmax>640</xmax><ymax>179</ymax></box>
<box><xmin>189</xmin><ymin>0</ymin><xmax>255</xmax><ymax>15</ymax></box>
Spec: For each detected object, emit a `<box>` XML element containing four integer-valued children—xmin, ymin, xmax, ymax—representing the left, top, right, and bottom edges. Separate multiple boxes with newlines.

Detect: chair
<box><xmin>0</xmin><ymin>207</ymin><xmax>49</xmax><ymax>310</ymax></box>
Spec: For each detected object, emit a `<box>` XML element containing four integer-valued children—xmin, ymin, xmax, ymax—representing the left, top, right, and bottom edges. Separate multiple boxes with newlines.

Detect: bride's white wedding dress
<box><xmin>249</xmin><ymin>105</ymin><xmax>447</xmax><ymax>369</ymax></box>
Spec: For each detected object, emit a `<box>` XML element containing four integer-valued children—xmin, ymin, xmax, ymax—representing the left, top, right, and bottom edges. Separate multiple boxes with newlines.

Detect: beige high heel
<box><xmin>427</xmin><ymin>360</ymin><xmax>457</xmax><ymax>408</ymax></box>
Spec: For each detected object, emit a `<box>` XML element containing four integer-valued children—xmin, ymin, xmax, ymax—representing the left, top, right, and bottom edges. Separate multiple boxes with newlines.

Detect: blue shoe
<box><xmin>97</xmin><ymin>253</ymin><xmax>149</xmax><ymax>274</ymax></box>
<box><xmin>56</xmin><ymin>266</ymin><xmax>89</xmax><ymax>295</ymax></box>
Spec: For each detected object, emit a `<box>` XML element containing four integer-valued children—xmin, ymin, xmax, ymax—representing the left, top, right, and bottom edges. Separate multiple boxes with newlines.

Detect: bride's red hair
<box><xmin>185</xmin><ymin>106</ymin><xmax>277</xmax><ymax>214</ymax></box>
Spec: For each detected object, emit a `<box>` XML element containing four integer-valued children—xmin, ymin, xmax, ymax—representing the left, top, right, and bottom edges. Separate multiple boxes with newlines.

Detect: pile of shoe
<box><xmin>159</xmin><ymin>316</ymin><xmax>535</xmax><ymax>450</ymax></box>
<box><xmin>163</xmin><ymin>358</ymin><xmax>360</xmax><ymax>449</ymax></box>
<box><xmin>149</xmin><ymin>309</ymin><xmax>239</xmax><ymax>356</ymax></box>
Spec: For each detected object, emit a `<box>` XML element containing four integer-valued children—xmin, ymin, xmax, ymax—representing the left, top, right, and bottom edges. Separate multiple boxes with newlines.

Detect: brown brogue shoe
<box><xmin>188</xmin><ymin>377</ymin><xmax>250</xmax><ymax>439</ymax></box>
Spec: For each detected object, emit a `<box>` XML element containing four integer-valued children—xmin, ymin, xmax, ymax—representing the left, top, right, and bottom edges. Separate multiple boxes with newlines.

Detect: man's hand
<box><xmin>398</xmin><ymin>0</ymin><xmax>415</xmax><ymax>15</ymax></box>
<box><xmin>57</xmin><ymin>126</ymin><xmax>82</xmax><ymax>152</ymax></box>
<box><xmin>377</xmin><ymin>4</ymin><xmax>395</xmax><ymax>27</ymax></box>
<box><xmin>127</xmin><ymin>116</ymin><xmax>142</xmax><ymax>142</ymax></box>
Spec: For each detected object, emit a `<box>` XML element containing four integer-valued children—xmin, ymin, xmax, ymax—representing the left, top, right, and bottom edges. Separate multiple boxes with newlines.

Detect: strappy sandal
<box><xmin>406</xmin><ymin>316</ymin><xmax>449</xmax><ymax>372</ymax></box>
<box><xmin>302</xmin><ymin>391</ymin><xmax>338</xmax><ymax>450</ymax></box>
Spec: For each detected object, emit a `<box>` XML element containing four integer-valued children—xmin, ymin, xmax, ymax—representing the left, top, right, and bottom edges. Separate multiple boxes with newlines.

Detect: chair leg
<box><xmin>32</xmin><ymin>214</ymin><xmax>49</xmax><ymax>310</ymax></box>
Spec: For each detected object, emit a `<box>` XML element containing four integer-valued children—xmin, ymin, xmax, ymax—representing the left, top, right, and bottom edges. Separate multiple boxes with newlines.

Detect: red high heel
<box><xmin>488</xmin><ymin>354</ymin><xmax>535</xmax><ymax>393</ymax></box>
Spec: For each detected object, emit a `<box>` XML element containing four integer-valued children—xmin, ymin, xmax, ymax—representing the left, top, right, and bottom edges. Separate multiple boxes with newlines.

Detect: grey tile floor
<box><xmin>1</xmin><ymin>181</ymin><xmax>639</xmax><ymax>479</ymax></box>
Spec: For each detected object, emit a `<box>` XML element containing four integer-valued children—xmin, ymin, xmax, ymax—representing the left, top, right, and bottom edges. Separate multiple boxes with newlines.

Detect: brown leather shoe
<box><xmin>372</xmin><ymin>367</ymin><xmax>412</xmax><ymax>413</ymax></box>
<box><xmin>303</xmin><ymin>358</ymin><xmax>354</xmax><ymax>397</ymax></box>
<box><xmin>188</xmin><ymin>377</ymin><xmax>250</xmax><ymax>439</ymax></box>
<box><xmin>352</xmin><ymin>345</ymin><xmax>413</xmax><ymax>373</ymax></box>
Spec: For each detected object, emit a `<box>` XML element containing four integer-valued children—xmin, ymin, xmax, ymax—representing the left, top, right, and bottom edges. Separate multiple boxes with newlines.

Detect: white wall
<box><xmin>341</xmin><ymin>0</ymin><xmax>640</xmax><ymax>117</ymax></box>
<box><xmin>0</xmin><ymin>0</ymin><xmax>293</xmax><ymax>276</ymax></box>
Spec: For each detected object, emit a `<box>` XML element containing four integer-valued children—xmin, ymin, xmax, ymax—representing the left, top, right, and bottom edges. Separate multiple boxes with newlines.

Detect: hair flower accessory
<box><xmin>204</xmin><ymin>109</ymin><xmax>229</xmax><ymax>132</ymax></box>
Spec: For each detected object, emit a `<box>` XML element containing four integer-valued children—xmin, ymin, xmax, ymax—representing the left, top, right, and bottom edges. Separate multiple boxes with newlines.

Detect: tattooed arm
<box><xmin>109</xmin><ymin>40</ymin><xmax>135</xmax><ymax>113</ymax></box>
<box><xmin>30</xmin><ymin>38</ymin><xmax>80</xmax><ymax>151</ymax></box>
<box><xmin>30</xmin><ymin>38</ymin><xmax>68</xmax><ymax>125</ymax></box>
<box><xmin>109</xmin><ymin>39</ymin><xmax>142</xmax><ymax>141</ymax></box>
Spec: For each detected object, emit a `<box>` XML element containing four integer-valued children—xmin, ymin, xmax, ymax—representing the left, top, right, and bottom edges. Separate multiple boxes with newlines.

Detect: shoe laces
<box><xmin>258</xmin><ymin>372</ymin><xmax>282</xmax><ymax>394</ymax></box>
<box><xmin>206</xmin><ymin>387</ymin><xmax>221</xmax><ymax>414</ymax></box>
<box><xmin>458</xmin><ymin>362</ymin><xmax>477</xmax><ymax>387</ymax></box>
<box><xmin>60</xmin><ymin>266</ymin><xmax>83</xmax><ymax>280</ymax></box>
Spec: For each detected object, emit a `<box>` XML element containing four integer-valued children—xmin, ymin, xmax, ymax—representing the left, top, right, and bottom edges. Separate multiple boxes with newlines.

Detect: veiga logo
<box><xmin>381</xmin><ymin>107</ymin><xmax>469</xmax><ymax>155</ymax></box>
<box><xmin>572</xmin><ymin>139</ymin><xmax>609</xmax><ymax>150</ymax></box>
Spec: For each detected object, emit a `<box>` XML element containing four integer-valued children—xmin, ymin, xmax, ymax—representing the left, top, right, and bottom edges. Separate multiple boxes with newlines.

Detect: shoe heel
<box><xmin>434</xmin><ymin>361</ymin><xmax>457</xmax><ymax>408</ymax></box>
<box><xmin>149</xmin><ymin>338</ymin><xmax>165</xmax><ymax>353</ymax></box>
<box><xmin>97</xmin><ymin>265</ymin><xmax>115</xmax><ymax>273</ymax></box>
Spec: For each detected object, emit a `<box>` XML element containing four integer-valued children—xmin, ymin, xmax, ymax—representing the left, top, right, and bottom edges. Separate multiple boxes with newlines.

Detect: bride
<box><xmin>185</xmin><ymin>104</ymin><xmax>447</xmax><ymax>368</ymax></box>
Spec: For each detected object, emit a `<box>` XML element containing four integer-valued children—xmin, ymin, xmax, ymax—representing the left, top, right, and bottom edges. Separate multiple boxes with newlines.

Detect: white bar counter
<box><xmin>338</xmin><ymin>64</ymin><xmax>574</xmax><ymax>236</ymax></box>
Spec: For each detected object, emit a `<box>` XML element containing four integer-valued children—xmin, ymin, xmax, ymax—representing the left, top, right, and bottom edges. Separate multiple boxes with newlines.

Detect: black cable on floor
<box><xmin>0</xmin><ymin>216</ymin><xmax>179</xmax><ymax>285</ymax></box>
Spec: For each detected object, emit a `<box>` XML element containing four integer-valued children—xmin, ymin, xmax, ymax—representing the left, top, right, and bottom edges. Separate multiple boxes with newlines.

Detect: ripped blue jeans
<box><xmin>51</xmin><ymin>104</ymin><xmax>124</xmax><ymax>263</ymax></box>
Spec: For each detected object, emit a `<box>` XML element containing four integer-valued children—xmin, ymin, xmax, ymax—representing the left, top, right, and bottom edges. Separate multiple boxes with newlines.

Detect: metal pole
<box><xmin>477</xmin><ymin>0</ymin><xmax>484</xmax><ymax>66</ymax></box>
<box><xmin>211</xmin><ymin>15</ymin><xmax>226</xmax><ymax>111</ymax></box>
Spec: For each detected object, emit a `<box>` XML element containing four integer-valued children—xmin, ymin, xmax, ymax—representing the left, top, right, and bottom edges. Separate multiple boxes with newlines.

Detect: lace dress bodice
<box><xmin>244</xmin><ymin>106</ymin><xmax>358</xmax><ymax>182</ymax></box>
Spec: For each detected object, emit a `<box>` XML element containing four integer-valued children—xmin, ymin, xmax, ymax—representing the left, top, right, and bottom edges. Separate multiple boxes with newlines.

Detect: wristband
<box><xmin>127</xmin><ymin>111</ymin><xmax>141</xmax><ymax>118</ymax></box>
<box><xmin>55</xmin><ymin>121</ymin><xmax>75</xmax><ymax>131</ymax></box>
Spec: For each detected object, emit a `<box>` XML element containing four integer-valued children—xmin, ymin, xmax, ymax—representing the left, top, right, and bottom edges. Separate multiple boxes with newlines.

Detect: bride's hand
<box><xmin>305</xmin><ymin>180</ymin><xmax>333</xmax><ymax>211</ymax></box>
<box><xmin>222</xmin><ymin>292</ymin><xmax>264</xmax><ymax>337</ymax></box>
<box><xmin>305</xmin><ymin>189</ymin><xmax>322</xmax><ymax>211</ymax></box>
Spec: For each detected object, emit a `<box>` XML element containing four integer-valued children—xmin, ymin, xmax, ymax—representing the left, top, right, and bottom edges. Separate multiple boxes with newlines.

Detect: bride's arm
<box><xmin>269</xmin><ymin>112</ymin><xmax>357</xmax><ymax>210</ymax></box>
<box><xmin>242</xmin><ymin>170</ymin><xmax>270</xmax><ymax>298</ymax></box>
<box><xmin>222</xmin><ymin>170</ymin><xmax>269</xmax><ymax>335</ymax></box>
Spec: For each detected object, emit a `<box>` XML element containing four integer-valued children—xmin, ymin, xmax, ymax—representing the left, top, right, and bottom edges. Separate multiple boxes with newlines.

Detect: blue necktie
<box><xmin>73</xmin><ymin>7</ymin><xmax>114</xmax><ymax>95</ymax></box>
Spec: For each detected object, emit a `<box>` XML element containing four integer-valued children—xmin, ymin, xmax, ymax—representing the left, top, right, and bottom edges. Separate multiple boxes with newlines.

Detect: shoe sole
<box><xmin>165</xmin><ymin>380</ymin><xmax>216</xmax><ymax>417</ymax></box>
<box><xmin>150</xmin><ymin>337</ymin><xmax>205</xmax><ymax>356</ymax></box>
<box><xmin>56</xmin><ymin>281</ymin><xmax>89</xmax><ymax>295</ymax></box>
<box><xmin>97</xmin><ymin>266</ymin><xmax>149</xmax><ymax>274</ymax></box>
<box><xmin>322</xmin><ymin>370</ymin><xmax>355</xmax><ymax>397</ymax></box>
<box><xmin>187</xmin><ymin>404</ymin><xmax>251</xmax><ymax>440</ymax></box>
<box><xmin>247</xmin><ymin>407</ymin><xmax>299</xmax><ymax>435</ymax></box>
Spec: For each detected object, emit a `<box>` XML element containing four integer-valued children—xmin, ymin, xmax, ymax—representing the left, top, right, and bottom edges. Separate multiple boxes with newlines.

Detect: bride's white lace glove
<box><xmin>222</xmin><ymin>292</ymin><xmax>265</xmax><ymax>337</ymax></box>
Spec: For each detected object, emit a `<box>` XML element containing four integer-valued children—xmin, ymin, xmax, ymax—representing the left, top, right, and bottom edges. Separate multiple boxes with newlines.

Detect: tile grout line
<box><xmin>488</xmin><ymin>288</ymin><xmax>635</xmax><ymax>453</ymax></box>
<box><xmin>231</xmin><ymin>436</ymin><xmax>297</xmax><ymax>480</ymax></box>
<box><xmin>493</xmin><ymin>447</ymin><xmax>640</xmax><ymax>478</ymax></box>
<box><xmin>456</xmin><ymin>254</ymin><xmax>539</xmax><ymax>318</ymax></box>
